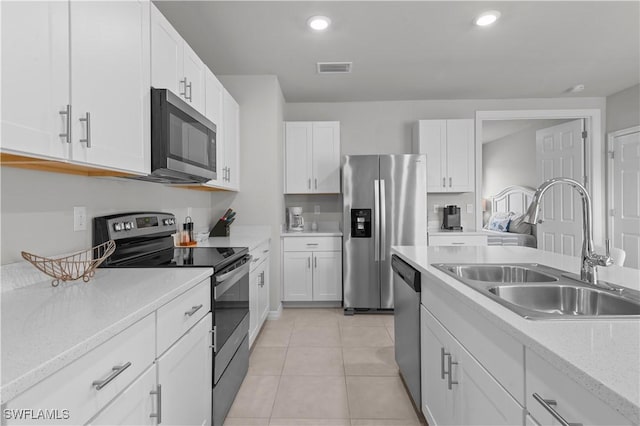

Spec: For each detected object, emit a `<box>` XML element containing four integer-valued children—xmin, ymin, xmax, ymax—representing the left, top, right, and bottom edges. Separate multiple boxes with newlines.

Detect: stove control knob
<box><xmin>113</xmin><ymin>223</ymin><xmax>122</xmax><ymax>232</ymax></box>
<box><xmin>129</xmin><ymin>221</ymin><xmax>135</xmax><ymax>229</ymax></box>
<box><xmin>124</xmin><ymin>222</ymin><xmax>132</xmax><ymax>230</ymax></box>
<box><xmin>163</xmin><ymin>219</ymin><xmax>170</xmax><ymax>226</ymax></box>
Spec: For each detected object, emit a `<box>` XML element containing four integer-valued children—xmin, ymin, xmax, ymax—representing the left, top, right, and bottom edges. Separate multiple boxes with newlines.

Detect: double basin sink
<box><xmin>432</xmin><ymin>263</ymin><xmax>640</xmax><ymax>320</ymax></box>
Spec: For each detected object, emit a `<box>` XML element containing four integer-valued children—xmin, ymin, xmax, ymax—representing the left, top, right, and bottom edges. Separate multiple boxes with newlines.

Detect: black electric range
<box><xmin>93</xmin><ymin>212</ymin><xmax>250</xmax><ymax>426</ymax></box>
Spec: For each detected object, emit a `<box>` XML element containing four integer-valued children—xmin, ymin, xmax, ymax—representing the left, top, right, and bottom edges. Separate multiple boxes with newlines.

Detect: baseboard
<box><xmin>267</xmin><ymin>303</ymin><xmax>283</xmax><ymax>320</ymax></box>
<box><xmin>281</xmin><ymin>301</ymin><xmax>343</xmax><ymax>309</ymax></box>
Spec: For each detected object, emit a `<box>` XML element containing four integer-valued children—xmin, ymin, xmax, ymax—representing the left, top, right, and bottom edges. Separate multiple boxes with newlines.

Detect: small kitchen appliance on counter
<box><xmin>442</xmin><ymin>205</ymin><xmax>462</xmax><ymax>230</ymax></box>
<box><xmin>286</xmin><ymin>207</ymin><xmax>304</xmax><ymax>232</ymax></box>
<box><xmin>93</xmin><ymin>211</ymin><xmax>250</xmax><ymax>426</ymax></box>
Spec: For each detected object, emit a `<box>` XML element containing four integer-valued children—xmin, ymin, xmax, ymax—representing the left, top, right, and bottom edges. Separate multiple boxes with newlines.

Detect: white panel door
<box><xmin>418</xmin><ymin>120</ymin><xmax>447</xmax><ymax>192</ymax></box>
<box><xmin>312</xmin><ymin>122</ymin><xmax>341</xmax><ymax>193</ymax></box>
<box><xmin>157</xmin><ymin>313</ymin><xmax>212</xmax><ymax>426</ymax></box>
<box><xmin>1</xmin><ymin>1</ymin><xmax>70</xmax><ymax>160</ymax></box>
<box><xmin>536</xmin><ymin>119</ymin><xmax>584</xmax><ymax>256</ymax></box>
<box><xmin>183</xmin><ymin>42</ymin><xmax>206</xmax><ymax>114</ymax></box>
<box><xmin>446</xmin><ymin>119</ymin><xmax>475</xmax><ymax>192</ymax></box>
<box><xmin>88</xmin><ymin>365</ymin><xmax>157</xmax><ymax>426</ymax></box>
<box><xmin>150</xmin><ymin>4</ymin><xmax>183</xmax><ymax>96</ymax></box>
<box><xmin>312</xmin><ymin>251</ymin><xmax>342</xmax><ymax>301</ymax></box>
<box><xmin>283</xmin><ymin>252</ymin><xmax>313</xmax><ymax>301</ymax></box>
<box><xmin>223</xmin><ymin>89</ymin><xmax>240</xmax><ymax>190</ymax></box>
<box><xmin>611</xmin><ymin>129</ymin><xmax>640</xmax><ymax>269</ymax></box>
<box><xmin>70</xmin><ymin>0</ymin><xmax>150</xmax><ymax>174</ymax></box>
<box><xmin>285</xmin><ymin>122</ymin><xmax>313</xmax><ymax>194</ymax></box>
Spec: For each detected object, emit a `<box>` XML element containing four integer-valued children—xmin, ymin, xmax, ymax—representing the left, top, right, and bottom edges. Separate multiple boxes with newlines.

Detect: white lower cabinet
<box><xmin>249</xmin><ymin>240</ymin><xmax>271</xmax><ymax>346</ymax></box>
<box><xmin>157</xmin><ymin>312</ymin><xmax>212</xmax><ymax>426</ymax></box>
<box><xmin>428</xmin><ymin>234</ymin><xmax>488</xmax><ymax>247</ymax></box>
<box><xmin>421</xmin><ymin>305</ymin><xmax>523</xmax><ymax>426</ymax></box>
<box><xmin>282</xmin><ymin>236</ymin><xmax>342</xmax><ymax>302</ymax></box>
<box><xmin>87</xmin><ymin>365</ymin><xmax>157</xmax><ymax>426</ymax></box>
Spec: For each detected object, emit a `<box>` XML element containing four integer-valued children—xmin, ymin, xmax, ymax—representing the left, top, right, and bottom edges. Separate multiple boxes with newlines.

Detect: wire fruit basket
<box><xmin>21</xmin><ymin>240</ymin><xmax>116</xmax><ymax>287</ymax></box>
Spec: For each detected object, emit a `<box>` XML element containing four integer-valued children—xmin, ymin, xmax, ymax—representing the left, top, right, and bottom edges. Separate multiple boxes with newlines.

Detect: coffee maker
<box><xmin>442</xmin><ymin>205</ymin><xmax>462</xmax><ymax>230</ymax></box>
<box><xmin>286</xmin><ymin>207</ymin><xmax>304</xmax><ymax>232</ymax></box>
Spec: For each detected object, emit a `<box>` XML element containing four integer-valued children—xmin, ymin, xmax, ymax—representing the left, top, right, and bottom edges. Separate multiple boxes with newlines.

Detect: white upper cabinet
<box><xmin>1</xmin><ymin>1</ymin><xmax>70</xmax><ymax>161</ymax></box>
<box><xmin>151</xmin><ymin>4</ymin><xmax>205</xmax><ymax>115</ymax></box>
<box><xmin>205</xmin><ymin>69</ymin><xmax>224</xmax><ymax>128</ymax></box>
<box><xmin>413</xmin><ymin>119</ymin><xmax>475</xmax><ymax>193</ymax></box>
<box><xmin>70</xmin><ymin>0</ymin><xmax>150</xmax><ymax>174</ymax></box>
<box><xmin>219</xmin><ymin>88</ymin><xmax>240</xmax><ymax>191</ymax></box>
<box><xmin>1</xmin><ymin>0</ymin><xmax>150</xmax><ymax>175</ymax></box>
<box><xmin>284</xmin><ymin>121</ymin><xmax>341</xmax><ymax>194</ymax></box>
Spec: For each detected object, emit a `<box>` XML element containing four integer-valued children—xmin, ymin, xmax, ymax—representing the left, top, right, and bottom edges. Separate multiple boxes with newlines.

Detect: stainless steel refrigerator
<box><xmin>342</xmin><ymin>154</ymin><xmax>427</xmax><ymax>312</ymax></box>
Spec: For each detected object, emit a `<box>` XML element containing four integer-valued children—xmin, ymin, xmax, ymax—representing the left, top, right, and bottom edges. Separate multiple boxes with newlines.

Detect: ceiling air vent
<box><xmin>317</xmin><ymin>62</ymin><xmax>352</xmax><ymax>74</ymax></box>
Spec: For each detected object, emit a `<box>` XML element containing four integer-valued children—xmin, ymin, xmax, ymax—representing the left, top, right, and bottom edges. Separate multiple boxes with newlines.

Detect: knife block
<box><xmin>210</xmin><ymin>219</ymin><xmax>231</xmax><ymax>237</ymax></box>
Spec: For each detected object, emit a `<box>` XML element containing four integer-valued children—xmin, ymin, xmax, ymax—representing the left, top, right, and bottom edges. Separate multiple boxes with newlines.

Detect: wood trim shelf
<box><xmin>0</xmin><ymin>153</ymin><xmax>137</xmax><ymax>178</ymax></box>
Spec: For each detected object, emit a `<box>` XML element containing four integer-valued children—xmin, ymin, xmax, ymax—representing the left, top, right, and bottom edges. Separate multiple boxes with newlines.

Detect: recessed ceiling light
<box><xmin>568</xmin><ymin>84</ymin><xmax>586</xmax><ymax>93</ymax></box>
<box><xmin>308</xmin><ymin>16</ymin><xmax>331</xmax><ymax>31</ymax></box>
<box><xmin>475</xmin><ymin>10</ymin><xmax>501</xmax><ymax>27</ymax></box>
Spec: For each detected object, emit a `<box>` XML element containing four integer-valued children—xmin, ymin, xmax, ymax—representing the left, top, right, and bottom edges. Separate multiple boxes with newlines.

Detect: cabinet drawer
<box><xmin>422</xmin><ymin>271</ymin><xmax>525</xmax><ymax>405</ymax></box>
<box><xmin>250</xmin><ymin>240</ymin><xmax>271</xmax><ymax>271</ymax></box>
<box><xmin>5</xmin><ymin>314</ymin><xmax>155</xmax><ymax>425</ymax></box>
<box><xmin>157</xmin><ymin>279</ymin><xmax>210</xmax><ymax>355</ymax></box>
<box><xmin>429</xmin><ymin>234</ymin><xmax>487</xmax><ymax>246</ymax></box>
<box><xmin>526</xmin><ymin>349</ymin><xmax>632</xmax><ymax>426</ymax></box>
<box><xmin>283</xmin><ymin>236</ymin><xmax>341</xmax><ymax>252</ymax></box>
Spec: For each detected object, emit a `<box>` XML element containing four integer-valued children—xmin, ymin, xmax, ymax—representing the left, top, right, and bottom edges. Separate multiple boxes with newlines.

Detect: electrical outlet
<box><xmin>467</xmin><ymin>204</ymin><xmax>474</xmax><ymax>214</ymax></box>
<box><xmin>74</xmin><ymin>206</ymin><xmax>87</xmax><ymax>231</ymax></box>
<box><xmin>433</xmin><ymin>204</ymin><xmax>440</xmax><ymax>213</ymax></box>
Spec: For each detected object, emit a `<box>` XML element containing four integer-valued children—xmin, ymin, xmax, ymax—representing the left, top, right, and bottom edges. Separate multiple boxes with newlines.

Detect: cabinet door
<box><xmin>283</xmin><ymin>252</ymin><xmax>313</xmax><ymax>301</ymax></box>
<box><xmin>88</xmin><ymin>365</ymin><xmax>157</xmax><ymax>426</ymax></box>
<box><xmin>158</xmin><ymin>313</ymin><xmax>212</xmax><ymax>426</ymax></box>
<box><xmin>150</xmin><ymin>4</ymin><xmax>183</xmax><ymax>96</ymax></box>
<box><xmin>258</xmin><ymin>257</ymin><xmax>271</xmax><ymax>324</ymax></box>
<box><xmin>223</xmin><ymin>89</ymin><xmax>240</xmax><ymax>190</ymax></box>
<box><xmin>249</xmin><ymin>263</ymin><xmax>260</xmax><ymax>346</ymax></box>
<box><xmin>420</xmin><ymin>305</ymin><xmax>453</xmax><ymax>426</ymax></box>
<box><xmin>70</xmin><ymin>0</ymin><xmax>150</xmax><ymax>174</ymax></box>
<box><xmin>446</xmin><ymin>119</ymin><xmax>475</xmax><ymax>192</ymax></box>
<box><xmin>285</xmin><ymin>122</ymin><xmax>313</xmax><ymax>194</ymax></box>
<box><xmin>418</xmin><ymin>120</ymin><xmax>448</xmax><ymax>192</ymax></box>
<box><xmin>183</xmin><ymin>42</ymin><xmax>206</xmax><ymax>114</ymax></box>
<box><xmin>205</xmin><ymin>69</ymin><xmax>224</xmax><ymax>129</ymax></box>
<box><xmin>1</xmin><ymin>1</ymin><xmax>70</xmax><ymax>160</ymax></box>
<box><xmin>312</xmin><ymin>251</ymin><xmax>342</xmax><ymax>301</ymax></box>
<box><xmin>312</xmin><ymin>122</ymin><xmax>341</xmax><ymax>193</ymax></box>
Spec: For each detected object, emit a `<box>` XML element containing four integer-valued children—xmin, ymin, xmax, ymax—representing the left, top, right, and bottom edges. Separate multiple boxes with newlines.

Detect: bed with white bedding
<box><xmin>483</xmin><ymin>185</ymin><xmax>537</xmax><ymax>247</ymax></box>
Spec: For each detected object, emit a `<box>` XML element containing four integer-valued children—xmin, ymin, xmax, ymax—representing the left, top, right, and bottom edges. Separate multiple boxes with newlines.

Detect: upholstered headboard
<box><xmin>490</xmin><ymin>185</ymin><xmax>536</xmax><ymax>215</ymax></box>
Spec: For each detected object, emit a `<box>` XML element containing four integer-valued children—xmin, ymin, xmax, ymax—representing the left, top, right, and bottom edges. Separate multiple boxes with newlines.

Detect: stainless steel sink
<box><xmin>488</xmin><ymin>285</ymin><xmax>640</xmax><ymax>316</ymax></box>
<box><xmin>432</xmin><ymin>263</ymin><xmax>640</xmax><ymax>320</ymax></box>
<box><xmin>441</xmin><ymin>264</ymin><xmax>557</xmax><ymax>283</ymax></box>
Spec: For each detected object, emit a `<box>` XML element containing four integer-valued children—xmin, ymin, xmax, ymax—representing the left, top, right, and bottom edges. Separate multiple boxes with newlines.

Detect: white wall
<box><xmin>606</xmin><ymin>84</ymin><xmax>640</xmax><ymax>133</ymax></box>
<box><xmin>0</xmin><ymin>167</ymin><xmax>233</xmax><ymax>264</ymax></box>
<box><xmin>219</xmin><ymin>75</ymin><xmax>285</xmax><ymax>312</ymax></box>
<box><xmin>286</xmin><ymin>96</ymin><xmax>606</xmax><ymax>230</ymax></box>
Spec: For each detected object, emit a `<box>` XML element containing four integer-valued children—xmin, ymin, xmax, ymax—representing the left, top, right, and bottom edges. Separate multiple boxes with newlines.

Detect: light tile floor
<box><xmin>224</xmin><ymin>308</ymin><xmax>426</xmax><ymax>426</ymax></box>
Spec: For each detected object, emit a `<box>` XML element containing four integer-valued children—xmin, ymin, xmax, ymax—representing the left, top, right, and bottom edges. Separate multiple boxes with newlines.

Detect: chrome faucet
<box><xmin>524</xmin><ymin>177</ymin><xmax>614</xmax><ymax>289</ymax></box>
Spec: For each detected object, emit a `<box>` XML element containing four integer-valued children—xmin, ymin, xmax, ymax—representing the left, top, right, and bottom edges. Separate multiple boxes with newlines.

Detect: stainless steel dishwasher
<box><xmin>392</xmin><ymin>254</ymin><xmax>421</xmax><ymax>409</ymax></box>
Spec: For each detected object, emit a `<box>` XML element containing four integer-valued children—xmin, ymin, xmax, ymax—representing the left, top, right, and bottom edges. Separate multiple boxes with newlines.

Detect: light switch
<box><xmin>466</xmin><ymin>204</ymin><xmax>474</xmax><ymax>214</ymax></box>
<box><xmin>74</xmin><ymin>206</ymin><xmax>87</xmax><ymax>231</ymax></box>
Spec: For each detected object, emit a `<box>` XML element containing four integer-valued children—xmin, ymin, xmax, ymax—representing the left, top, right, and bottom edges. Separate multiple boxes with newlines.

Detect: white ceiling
<box><xmin>155</xmin><ymin>1</ymin><xmax>640</xmax><ymax>103</ymax></box>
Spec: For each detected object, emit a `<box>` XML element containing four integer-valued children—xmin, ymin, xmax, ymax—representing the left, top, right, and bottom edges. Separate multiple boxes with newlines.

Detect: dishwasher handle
<box><xmin>391</xmin><ymin>255</ymin><xmax>421</xmax><ymax>292</ymax></box>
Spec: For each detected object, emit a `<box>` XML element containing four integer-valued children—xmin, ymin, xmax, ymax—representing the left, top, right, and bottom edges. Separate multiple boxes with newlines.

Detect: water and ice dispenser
<box><xmin>350</xmin><ymin>209</ymin><xmax>371</xmax><ymax>238</ymax></box>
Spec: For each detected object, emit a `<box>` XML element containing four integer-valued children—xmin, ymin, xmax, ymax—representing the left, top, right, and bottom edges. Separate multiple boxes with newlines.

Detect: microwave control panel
<box><xmin>351</xmin><ymin>209</ymin><xmax>371</xmax><ymax>238</ymax></box>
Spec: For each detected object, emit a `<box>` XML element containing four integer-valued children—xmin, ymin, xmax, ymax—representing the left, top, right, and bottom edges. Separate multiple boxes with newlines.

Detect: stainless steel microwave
<box><xmin>147</xmin><ymin>88</ymin><xmax>216</xmax><ymax>184</ymax></box>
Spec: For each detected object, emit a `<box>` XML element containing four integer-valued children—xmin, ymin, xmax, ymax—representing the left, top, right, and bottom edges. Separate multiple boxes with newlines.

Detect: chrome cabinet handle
<box><xmin>315</xmin><ymin>178</ymin><xmax>318</xmax><ymax>189</ymax></box>
<box><xmin>263</xmin><ymin>249</ymin><xmax>269</xmax><ymax>254</ymax></box>
<box><xmin>150</xmin><ymin>384</ymin><xmax>162</xmax><ymax>424</ymax></box>
<box><xmin>259</xmin><ymin>271</ymin><xmax>265</xmax><ymax>287</ymax></box>
<box><xmin>92</xmin><ymin>362</ymin><xmax>132</xmax><ymax>390</ymax></box>
<box><xmin>228</xmin><ymin>167</ymin><xmax>231</xmax><ymax>182</ymax></box>
<box><xmin>440</xmin><ymin>347</ymin><xmax>446</xmax><ymax>379</ymax></box>
<box><xmin>532</xmin><ymin>393</ymin><xmax>582</xmax><ymax>426</ymax></box>
<box><xmin>306</xmin><ymin>243</ymin><xmax>319</xmax><ymax>246</ymax></box>
<box><xmin>210</xmin><ymin>326</ymin><xmax>217</xmax><ymax>352</ymax></box>
<box><xmin>180</xmin><ymin>78</ymin><xmax>188</xmax><ymax>98</ymax></box>
<box><xmin>185</xmin><ymin>304</ymin><xmax>203</xmax><ymax>317</ymax></box>
<box><xmin>186</xmin><ymin>81</ymin><xmax>193</xmax><ymax>102</ymax></box>
<box><xmin>442</xmin><ymin>177</ymin><xmax>446</xmax><ymax>187</ymax></box>
<box><xmin>308</xmin><ymin>178</ymin><xmax>311</xmax><ymax>189</ymax></box>
<box><xmin>79</xmin><ymin>112</ymin><xmax>91</xmax><ymax>148</ymax></box>
<box><xmin>307</xmin><ymin>257</ymin><xmax>311</xmax><ymax>268</ymax></box>
<box><xmin>314</xmin><ymin>257</ymin><xmax>317</xmax><ymax>268</ymax></box>
<box><xmin>59</xmin><ymin>104</ymin><xmax>71</xmax><ymax>143</ymax></box>
<box><xmin>449</xmin><ymin>177</ymin><xmax>452</xmax><ymax>187</ymax></box>
<box><xmin>451</xmin><ymin>242</ymin><xmax>465</xmax><ymax>245</ymax></box>
<box><xmin>252</xmin><ymin>257</ymin><xmax>260</xmax><ymax>263</ymax></box>
<box><xmin>446</xmin><ymin>354</ymin><xmax>458</xmax><ymax>389</ymax></box>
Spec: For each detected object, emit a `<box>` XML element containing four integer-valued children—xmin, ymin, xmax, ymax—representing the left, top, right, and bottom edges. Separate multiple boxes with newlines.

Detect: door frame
<box><xmin>607</xmin><ymin>125</ymin><xmax>640</xmax><ymax>242</ymax></box>
<box><xmin>475</xmin><ymin>109</ymin><xmax>603</xmax><ymax>244</ymax></box>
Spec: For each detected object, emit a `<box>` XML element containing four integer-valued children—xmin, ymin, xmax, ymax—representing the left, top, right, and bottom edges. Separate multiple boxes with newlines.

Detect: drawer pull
<box><xmin>446</xmin><ymin>354</ymin><xmax>458</xmax><ymax>390</ymax></box>
<box><xmin>306</xmin><ymin>243</ymin><xmax>319</xmax><ymax>246</ymax></box>
<box><xmin>532</xmin><ymin>393</ymin><xmax>583</xmax><ymax>426</ymax></box>
<box><xmin>252</xmin><ymin>257</ymin><xmax>260</xmax><ymax>263</ymax></box>
<box><xmin>150</xmin><ymin>384</ymin><xmax>162</xmax><ymax>424</ymax></box>
<box><xmin>451</xmin><ymin>242</ymin><xmax>465</xmax><ymax>245</ymax></box>
<box><xmin>440</xmin><ymin>347</ymin><xmax>446</xmax><ymax>379</ymax></box>
<box><xmin>263</xmin><ymin>249</ymin><xmax>269</xmax><ymax>254</ymax></box>
<box><xmin>185</xmin><ymin>304</ymin><xmax>203</xmax><ymax>317</ymax></box>
<box><xmin>92</xmin><ymin>362</ymin><xmax>132</xmax><ymax>390</ymax></box>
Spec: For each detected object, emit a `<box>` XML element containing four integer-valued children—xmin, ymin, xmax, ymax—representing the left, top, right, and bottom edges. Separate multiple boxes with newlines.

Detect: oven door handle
<box><xmin>214</xmin><ymin>257</ymin><xmax>252</xmax><ymax>299</ymax></box>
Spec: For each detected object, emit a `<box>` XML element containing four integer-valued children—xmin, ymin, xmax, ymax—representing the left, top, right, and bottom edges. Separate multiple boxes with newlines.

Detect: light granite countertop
<box><xmin>0</xmin><ymin>267</ymin><xmax>213</xmax><ymax>404</ymax></box>
<box><xmin>391</xmin><ymin>245</ymin><xmax>640</xmax><ymax>424</ymax></box>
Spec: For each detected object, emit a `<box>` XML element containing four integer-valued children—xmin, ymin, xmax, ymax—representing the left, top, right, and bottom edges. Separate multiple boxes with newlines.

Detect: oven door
<box><xmin>213</xmin><ymin>255</ymin><xmax>250</xmax><ymax>384</ymax></box>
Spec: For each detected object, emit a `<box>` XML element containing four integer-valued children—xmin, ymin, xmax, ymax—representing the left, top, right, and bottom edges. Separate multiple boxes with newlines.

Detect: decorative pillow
<box><xmin>508</xmin><ymin>214</ymin><xmax>533</xmax><ymax>235</ymax></box>
<box><xmin>484</xmin><ymin>212</ymin><xmax>513</xmax><ymax>232</ymax></box>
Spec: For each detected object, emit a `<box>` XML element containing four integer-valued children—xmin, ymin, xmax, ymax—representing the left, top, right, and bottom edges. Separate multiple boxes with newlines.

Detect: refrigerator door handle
<box><xmin>373</xmin><ymin>179</ymin><xmax>380</xmax><ymax>262</ymax></box>
<box><xmin>380</xmin><ymin>179</ymin><xmax>386</xmax><ymax>261</ymax></box>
